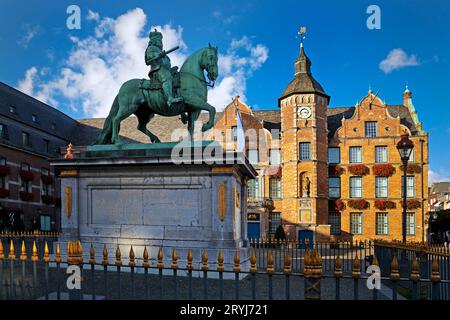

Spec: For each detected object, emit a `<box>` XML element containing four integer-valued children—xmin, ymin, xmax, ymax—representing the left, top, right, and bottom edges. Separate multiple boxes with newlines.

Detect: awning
<box><xmin>266</xmin><ymin>165</ymin><xmax>282</xmax><ymax>178</ymax></box>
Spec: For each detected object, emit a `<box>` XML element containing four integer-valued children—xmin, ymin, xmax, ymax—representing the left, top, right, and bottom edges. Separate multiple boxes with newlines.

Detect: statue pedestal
<box><xmin>51</xmin><ymin>142</ymin><xmax>256</xmax><ymax>278</ymax></box>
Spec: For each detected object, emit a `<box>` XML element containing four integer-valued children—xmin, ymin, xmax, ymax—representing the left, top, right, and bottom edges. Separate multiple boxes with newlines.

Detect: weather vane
<box><xmin>298</xmin><ymin>26</ymin><xmax>307</xmax><ymax>47</ymax></box>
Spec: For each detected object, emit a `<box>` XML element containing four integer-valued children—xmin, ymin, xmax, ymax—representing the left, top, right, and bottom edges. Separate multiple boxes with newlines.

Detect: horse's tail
<box><xmin>97</xmin><ymin>95</ymin><xmax>120</xmax><ymax>144</ymax></box>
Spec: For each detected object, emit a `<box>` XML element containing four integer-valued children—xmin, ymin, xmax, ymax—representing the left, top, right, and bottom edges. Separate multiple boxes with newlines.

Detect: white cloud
<box><xmin>379</xmin><ymin>48</ymin><xmax>419</xmax><ymax>74</ymax></box>
<box><xmin>429</xmin><ymin>169</ymin><xmax>450</xmax><ymax>186</ymax></box>
<box><xmin>86</xmin><ymin>10</ymin><xmax>100</xmax><ymax>22</ymax></box>
<box><xmin>209</xmin><ymin>36</ymin><xmax>269</xmax><ymax>110</ymax></box>
<box><xmin>16</xmin><ymin>8</ymin><xmax>268</xmax><ymax>117</ymax></box>
<box><xmin>17</xmin><ymin>25</ymin><xmax>40</xmax><ymax>48</ymax></box>
<box><xmin>17</xmin><ymin>67</ymin><xmax>37</xmax><ymax>95</ymax></box>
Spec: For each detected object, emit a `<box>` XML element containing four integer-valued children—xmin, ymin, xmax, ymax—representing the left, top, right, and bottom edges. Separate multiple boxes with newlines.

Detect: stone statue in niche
<box><xmin>300</xmin><ymin>174</ymin><xmax>311</xmax><ymax>198</ymax></box>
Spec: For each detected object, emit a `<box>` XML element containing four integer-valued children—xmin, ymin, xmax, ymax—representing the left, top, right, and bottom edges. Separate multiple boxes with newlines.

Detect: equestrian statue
<box><xmin>97</xmin><ymin>29</ymin><xmax>218</xmax><ymax>145</ymax></box>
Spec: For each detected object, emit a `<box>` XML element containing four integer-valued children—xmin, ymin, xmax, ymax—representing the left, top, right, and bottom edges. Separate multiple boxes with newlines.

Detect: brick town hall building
<box><xmin>0</xmin><ymin>39</ymin><xmax>429</xmax><ymax>242</ymax></box>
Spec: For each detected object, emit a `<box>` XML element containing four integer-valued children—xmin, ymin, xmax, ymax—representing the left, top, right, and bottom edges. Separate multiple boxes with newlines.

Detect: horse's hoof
<box><xmin>114</xmin><ymin>139</ymin><xmax>124</xmax><ymax>145</ymax></box>
<box><xmin>201</xmin><ymin>124</ymin><xmax>211</xmax><ymax>132</ymax></box>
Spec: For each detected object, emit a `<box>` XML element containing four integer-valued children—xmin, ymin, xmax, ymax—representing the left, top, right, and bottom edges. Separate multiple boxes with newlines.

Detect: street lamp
<box><xmin>397</xmin><ymin>133</ymin><xmax>414</xmax><ymax>243</ymax></box>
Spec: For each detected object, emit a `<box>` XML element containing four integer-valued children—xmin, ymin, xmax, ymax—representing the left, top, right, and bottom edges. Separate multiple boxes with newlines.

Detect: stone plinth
<box><xmin>51</xmin><ymin>142</ymin><xmax>256</xmax><ymax>277</ymax></box>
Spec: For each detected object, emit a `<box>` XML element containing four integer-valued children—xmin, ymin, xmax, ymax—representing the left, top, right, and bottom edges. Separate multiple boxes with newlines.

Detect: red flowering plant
<box><xmin>329</xmin><ymin>199</ymin><xmax>345</xmax><ymax>211</ymax></box>
<box><xmin>347</xmin><ymin>199</ymin><xmax>369</xmax><ymax>210</ymax></box>
<box><xmin>406</xmin><ymin>164</ymin><xmax>421</xmax><ymax>174</ymax></box>
<box><xmin>348</xmin><ymin>164</ymin><xmax>370</xmax><ymax>176</ymax></box>
<box><xmin>19</xmin><ymin>191</ymin><xmax>34</xmax><ymax>202</ymax></box>
<box><xmin>328</xmin><ymin>165</ymin><xmax>344</xmax><ymax>176</ymax></box>
<box><xmin>41</xmin><ymin>195</ymin><xmax>54</xmax><ymax>205</ymax></box>
<box><xmin>0</xmin><ymin>165</ymin><xmax>10</xmax><ymax>176</ymax></box>
<box><xmin>19</xmin><ymin>170</ymin><xmax>35</xmax><ymax>181</ymax></box>
<box><xmin>374</xmin><ymin>200</ymin><xmax>396</xmax><ymax>211</ymax></box>
<box><xmin>0</xmin><ymin>188</ymin><xmax>10</xmax><ymax>198</ymax></box>
<box><xmin>41</xmin><ymin>175</ymin><xmax>54</xmax><ymax>185</ymax></box>
<box><xmin>401</xmin><ymin>199</ymin><xmax>421</xmax><ymax>210</ymax></box>
<box><xmin>372</xmin><ymin>164</ymin><xmax>395</xmax><ymax>177</ymax></box>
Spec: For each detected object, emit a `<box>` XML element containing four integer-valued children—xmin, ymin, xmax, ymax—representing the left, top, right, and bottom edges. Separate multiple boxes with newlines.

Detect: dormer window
<box><xmin>9</xmin><ymin>106</ymin><xmax>16</xmax><ymax>114</ymax></box>
<box><xmin>51</xmin><ymin>122</ymin><xmax>56</xmax><ymax>130</ymax></box>
<box><xmin>32</xmin><ymin>114</ymin><xmax>38</xmax><ymax>123</ymax></box>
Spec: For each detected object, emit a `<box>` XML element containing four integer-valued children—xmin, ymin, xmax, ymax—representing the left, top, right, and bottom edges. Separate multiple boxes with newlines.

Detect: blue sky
<box><xmin>0</xmin><ymin>0</ymin><xmax>450</xmax><ymax>182</ymax></box>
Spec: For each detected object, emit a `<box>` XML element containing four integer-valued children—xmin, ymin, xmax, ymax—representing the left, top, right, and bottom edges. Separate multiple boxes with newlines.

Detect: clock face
<box><xmin>298</xmin><ymin>106</ymin><xmax>312</xmax><ymax>119</ymax></box>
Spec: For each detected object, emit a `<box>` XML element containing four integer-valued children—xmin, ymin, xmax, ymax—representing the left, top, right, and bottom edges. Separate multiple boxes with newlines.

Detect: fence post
<box><xmin>143</xmin><ymin>246</ymin><xmax>149</xmax><ymax>300</ymax></box>
<box><xmin>234</xmin><ymin>251</ymin><xmax>240</xmax><ymax>300</ymax></box>
<box><xmin>171</xmin><ymin>248</ymin><xmax>178</xmax><ymax>300</ymax></box>
<box><xmin>284</xmin><ymin>252</ymin><xmax>291</xmax><ymax>300</ymax></box>
<box><xmin>157</xmin><ymin>247</ymin><xmax>164</xmax><ymax>300</ymax></box>
<box><xmin>129</xmin><ymin>246</ymin><xmax>136</xmax><ymax>300</ymax></box>
<box><xmin>250</xmin><ymin>250</ymin><xmax>257</xmax><ymax>300</ymax></box>
<box><xmin>102</xmin><ymin>245</ymin><xmax>109</xmax><ymax>300</ymax></box>
<box><xmin>31</xmin><ymin>240</ymin><xmax>38</xmax><ymax>300</ymax></box>
<box><xmin>8</xmin><ymin>240</ymin><xmax>15</xmax><ymax>300</ymax></box>
<box><xmin>187</xmin><ymin>249</ymin><xmax>194</xmax><ymax>300</ymax></box>
<box><xmin>334</xmin><ymin>255</ymin><xmax>342</xmax><ymax>300</ymax></box>
<box><xmin>410</xmin><ymin>255</ymin><xmax>420</xmax><ymax>300</ymax></box>
<box><xmin>89</xmin><ymin>245</ymin><xmax>96</xmax><ymax>301</ymax></box>
<box><xmin>352</xmin><ymin>254</ymin><xmax>360</xmax><ymax>300</ymax></box>
<box><xmin>431</xmin><ymin>257</ymin><xmax>441</xmax><ymax>300</ymax></box>
<box><xmin>201</xmin><ymin>249</ymin><xmax>208</xmax><ymax>300</ymax></box>
<box><xmin>390</xmin><ymin>254</ymin><xmax>400</xmax><ymax>300</ymax></box>
<box><xmin>55</xmin><ymin>243</ymin><xmax>62</xmax><ymax>300</ymax></box>
<box><xmin>43</xmin><ymin>242</ymin><xmax>50</xmax><ymax>300</ymax></box>
<box><xmin>115</xmin><ymin>246</ymin><xmax>122</xmax><ymax>300</ymax></box>
<box><xmin>304</xmin><ymin>248</ymin><xmax>322</xmax><ymax>300</ymax></box>
<box><xmin>267</xmin><ymin>251</ymin><xmax>274</xmax><ymax>300</ymax></box>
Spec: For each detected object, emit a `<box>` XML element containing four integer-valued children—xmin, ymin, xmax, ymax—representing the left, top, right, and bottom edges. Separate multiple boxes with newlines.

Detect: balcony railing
<box><xmin>247</xmin><ymin>197</ymin><xmax>274</xmax><ymax>209</ymax></box>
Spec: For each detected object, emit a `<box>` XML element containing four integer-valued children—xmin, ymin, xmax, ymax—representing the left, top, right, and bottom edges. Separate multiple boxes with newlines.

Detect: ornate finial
<box><xmin>89</xmin><ymin>244</ymin><xmax>96</xmax><ymax>265</ymax></box>
<box><xmin>233</xmin><ymin>251</ymin><xmax>241</xmax><ymax>273</ymax></box>
<box><xmin>44</xmin><ymin>242</ymin><xmax>50</xmax><ymax>263</ymax></box>
<box><xmin>20</xmin><ymin>240</ymin><xmax>27</xmax><ymax>261</ymax></box>
<box><xmin>32</xmin><ymin>240</ymin><xmax>38</xmax><ymax>262</ymax></box>
<box><xmin>64</xmin><ymin>143</ymin><xmax>74</xmax><ymax>159</ymax></box>
<box><xmin>284</xmin><ymin>253</ymin><xmax>292</xmax><ymax>274</ymax></box>
<box><xmin>390</xmin><ymin>255</ymin><xmax>400</xmax><ymax>281</ymax></box>
<box><xmin>201</xmin><ymin>249</ymin><xmax>208</xmax><ymax>272</ymax></box>
<box><xmin>372</xmin><ymin>254</ymin><xmax>379</xmax><ymax>266</ymax></box>
<box><xmin>115</xmin><ymin>246</ymin><xmax>122</xmax><ymax>267</ymax></box>
<box><xmin>334</xmin><ymin>255</ymin><xmax>342</xmax><ymax>278</ymax></box>
<box><xmin>0</xmin><ymin>241</ymin><xmax>3</xmax><ymax>260</ymax></box>
<box><xmin>431</xmin><ymin>258</ymin><xmax>441</xmax><ymax>283</ymax></box>
<box><xmin>102</xmin><ymin>244</ymin><xmax>109</xmax><ymax>266</ymax></box>
<box><xmin>187</xmin><ymin>249</ymin><xmax>194</xmax><ymax>271</ymax></box>
<box><xmin>352</xmin><ymin>254</ymin><xmax>360</xmax><ymax>279</ymax></box>
<box><xmin>76</xmin><ymin>240</ymin><xmax>83</xmax><ymax>264</ymax></box>
<box><xmin>250</xmin><ymin>250</ymin><xmax>257</xmax><ymax>273</ymax></box>
<box><xmin>142</xmin><ymin>246</ymin><xmax>149</xmax><ymax>269</ymax></box>
<box><xmin>410</xmin><ymin>256</ymin><xmax>420</xmax><ymax>282</ymax></box>
<box><xmin>128</xmin><ymin>246</ymin><xmax>135</xmax><ymax>268</ymax></box>
<box><xmin>157</xmin><ymin>247</ymin><xmax>164</xmax><ymax>269</ymax></box>
<box><xmin>298</xmin><ymin>26</ymin><xmax>307</xmax><ymax>48</ymax></box>
<box><xmin>267</xmin><ymin>251</ymin><xmax>274</xmax><ymax>274</ymax></box>
<box><xmin>55</xmin><ymin>243</ymin><xmax>61</xmax><ymax>263</ymax></box>
<box><xmin>171</xmin><ymin>248</ymin><xmax>178</xmax><ymax>270</ymax></box>
<box><xmin>217</xmin><ymin>250</ymin><xmax>224</xmax><ymax>272</ymax></box>
<box><xmin>8</xmin><ymin>240</ymin><xmax>15</xmax><ymax>260</ymax></box>
<box><xmin>368</xmin><ymin>84</ymin><xmax>372</xmax><ymax>94</ymax></box>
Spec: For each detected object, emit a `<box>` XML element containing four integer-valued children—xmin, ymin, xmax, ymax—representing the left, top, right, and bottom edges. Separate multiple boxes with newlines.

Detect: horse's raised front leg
<box><xmin>187</xmin><ymin>96</ymin><xmax>216</xmax><ymax>132</ymax></box>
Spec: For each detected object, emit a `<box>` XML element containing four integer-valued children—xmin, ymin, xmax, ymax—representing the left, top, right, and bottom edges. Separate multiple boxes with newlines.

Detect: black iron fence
<box><xmin>0</xmin><ymin>237</ymin><xmax>449</xmax><ymax>300</ymax></box>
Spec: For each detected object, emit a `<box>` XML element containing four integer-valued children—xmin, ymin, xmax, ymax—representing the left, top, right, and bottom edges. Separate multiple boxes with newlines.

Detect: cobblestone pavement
<box><xmin>0</xmin><ymin>262</ymin><xmax>395</xmax><ymax>300</ymax></box>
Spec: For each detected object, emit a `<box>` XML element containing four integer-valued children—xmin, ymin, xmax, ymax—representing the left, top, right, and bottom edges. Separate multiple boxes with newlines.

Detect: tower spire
<box><xmin>298</xmin><ymin>26</ymin><xmax>307</xmax><ymax>48</ymax></box>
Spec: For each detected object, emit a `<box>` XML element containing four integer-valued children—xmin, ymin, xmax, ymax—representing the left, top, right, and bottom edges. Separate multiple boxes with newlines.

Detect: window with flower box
<box><xmin>350</xmin><ymin>213</ymin><xmax>363</xmax><ymax>235</ymax></box>
<box><xmin>376</xmin><ymin>213</ymin><xmax>389</xmax><ymax>235</ymax></box>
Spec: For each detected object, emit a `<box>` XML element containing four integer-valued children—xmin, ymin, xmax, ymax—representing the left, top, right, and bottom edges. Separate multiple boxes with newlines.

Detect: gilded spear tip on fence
<box><xmin>19</xmin><ymin>240</ymin><xmax>27</xmax><ymax>261</ymax></box>
<box><xmin>102</xmin><ymin>244</ymin><xmax>109</xmax><ymax>266</ymax></box>
<box><xmin>32</xmin><ymin>240</ymin><xmax>38</xmax><ymax>262</ymax></box>
<box><xmin>372</xmin><ymin>254</ymin><xmax>379</xmax><ymax>266</ymax></box>
<box><xmin>390</xmin><ymin>255</ymin><xmax>400</xmax><ymax>281</ymax></box>
<box><xmin>115</xmin><ymin>246</ymin><xmax>122</xmax><ymax>267</ymax></box>
<box><xmin>410</xmin><ymin>256</ymin><xmax>420</xmax><ymax>282</ymax></box>
<box><xmin>217</xmin><ymin>250</ymin><xmax>224</xmax><ymax>272</ymax></box>
<box><xmin>44</xmin><ymin>241</ymin><xmax>50</xmax><ymax>263</ymax></box>
<box><xmin>233</xmin><ymin>251</ymin><xmax>241</xmax><ymax>273</ymax></box>
<box><xmin>431</xmin><ymin>258</ymin><xmax>441</xmax><ymax>283</ymax></box>
<box><xmin>0</xmin><ymin>240</ymin><xmax>4</xmax><ymax>260</ymax></box>
<box><xmin>334</xmin><ymin>255</ymin><xmax>342</xmax><ymax>278</ymax></box>
<box><xmin>157</xmin><ymin>247</ymin><xmax>164</xmax><ymax>269</ymax></box>
<box><xmin>187</xmin><ymin>249</ymin><xmax>194</xmax><ymax>271</ymax></box>
<box><xmin>55</xmin><ymin>243</ymin><xmax>62</xmax><ymax>264</ymax></box>
<box><xmin>89</xmin><ymin>244</ymin><xmax>96</xmax><ymax>265</ymax></box>
<box><xmin>129</xmin><ymin>246</ymin><xmax>136</xmax><ymax>268</ymax></box>
<box><xmin>284</xmin><ymin>252</ymin><xmax>292</xmax><ymax>274</ymax></box>
<box><xmin>201</xmin><ymin>249</ymin><xmax>208</xmax><ymax>272</ymax></box>
<box><xmin>352</xmin><ymin>254</ymin><xmax>360</xmax><ymax>279</ymax></box>
<box><xmin>142</xmin><ymin>246</ymin><xmax>149</xmax><ymax>269</ymax></box>
<box><xmin>267</xmin><ymin>250</ymin><xmax>274</xmax><ymax>274</ymax></box>
<box><xmin>250</xmin><ymin>250</ymin><xmax>257</xmax><ymax>273</ymax></box>
<box><xmin>171</xmin><ymin>248</ymin><xmax>178</xmax><ymax>270</ymax></box>
<box><xmin>8</xmin><ymin>239</ymin><xmax>15</xmax><ymax>260</ymax></box>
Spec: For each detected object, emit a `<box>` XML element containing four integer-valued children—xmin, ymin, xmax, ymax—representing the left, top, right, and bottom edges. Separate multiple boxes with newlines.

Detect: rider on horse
<box><xmin>145</xmin><ymin>29</ymin><xmax>183</xmax><ymax>107</ymax></box>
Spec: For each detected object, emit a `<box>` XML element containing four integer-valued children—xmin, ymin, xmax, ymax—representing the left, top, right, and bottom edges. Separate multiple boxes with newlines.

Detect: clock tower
<box><xmin>278</xmin><ymin>29</ymin><xmax>331</xmax><ymax>241</ymax></box>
